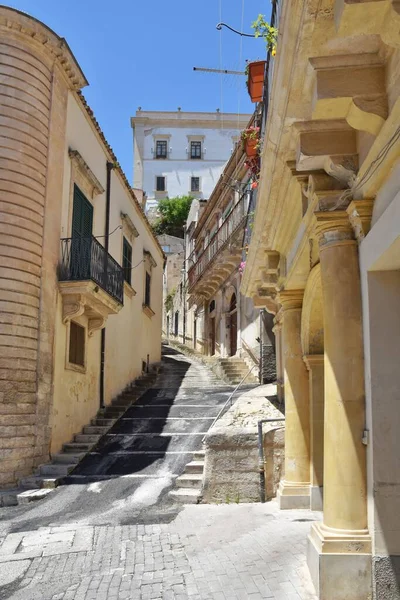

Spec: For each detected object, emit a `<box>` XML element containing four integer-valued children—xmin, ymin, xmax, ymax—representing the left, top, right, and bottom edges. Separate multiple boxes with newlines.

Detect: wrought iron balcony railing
<box><xmin>187</xmin><ymin>190</ymin><xmax>250</xmax><ymax>290</ymax></box>
<box><xmin>58</xmin><ymin>236</ymin><xmax>124</xmax><ymax>304</ymax></box>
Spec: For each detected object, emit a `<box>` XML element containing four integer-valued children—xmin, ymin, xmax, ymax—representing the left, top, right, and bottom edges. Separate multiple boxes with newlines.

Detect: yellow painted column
<box><xmin>304</xmin><ymin>355</ymin><xmax>324</xmax><ymax>511</ymax></box>
<box><xmin>273</xmin><ymin>311</ymin><xmax>284</xmax><ymax>403</ymax></box>
<box><xmin>277</xmin><ymin>290</ymin><xmax>311</xmax><ymax>509</ymax></box>
<box><xmin>307</xmin><ymin>212</ymin><xmax>371</xmax><ymax>600</ymax></box>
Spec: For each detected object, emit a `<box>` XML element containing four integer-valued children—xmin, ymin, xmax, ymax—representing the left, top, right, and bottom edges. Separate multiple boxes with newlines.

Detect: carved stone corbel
<box><xmin>88</xmin><ymin>316</ymin><xmax>107</xmax><ymax>337</ymax></box>
<box><xmin>62</xmin><ymin>295</ymin><xmax>85</xmax><ymax>324</ymax></box>
<box><xmin>346</xmin><ymin>199</ymin><xmax>374</xmax><ymax>242</ymax></box>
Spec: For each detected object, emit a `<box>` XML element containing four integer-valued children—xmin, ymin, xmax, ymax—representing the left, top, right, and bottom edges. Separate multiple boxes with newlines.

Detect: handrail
<box><xmin>202</xmin><ymin>363</ymin><xmax>258</xmax><ymax>443</ymax></box>
<box><xmin>188</xmin><ymin>190</ymin><xmax>250</xmax><ymax>289</ymax></box>
<box><xmin>241</xmin><ymin>338</ymin><xmax>259</xmax><ymax>367</ymax></box>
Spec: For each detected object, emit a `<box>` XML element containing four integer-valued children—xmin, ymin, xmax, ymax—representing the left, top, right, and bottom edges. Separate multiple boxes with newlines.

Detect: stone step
<box><xmin>193</xmin><ymin>450</ymin><xmax>205</xmax><ymax>461</ymax></box>
<box><xmin>175</xmin><ymin>474</ymin><xmax>203</xmax><ymax>489</ymax></box>
<box><xmin>169</xmin><ymin>488</ymin><xmax>202</xmax><ymax>504</ymax></box>
<box><xmin>184</xmin><ymin>461</ymin><xmax>204</xmax><ymax>474</ymax></box>
<box><xmin>52</xmin><ymin>453</ymin><xmax>85</xmax><ymax>464</ymax></box>
<box><xmin>39</xmin><ymin>463</ymin><xmax>75</xmax><ymax>477</ymax></box>
<box><xmin>74</xmin><ymin>434</ymin><xmax>101</xmax><ymax>444</ymax></box>
<box><xmin>91</xmin><ymin>418</ymin><xmax>116</xmax><ymax>427</ymax></box>
<box><xmin>19</xmin><ymin>476</ymin><xmax>43</xmax><ymax>490</ymax></box>
<box><xmin>17</xmin><ymin>488</ymin><xmax>54</xmax><ymax>505</ymax></box>
<box><xmin>63</xmin><ymin>442</ymin><xmax>92</xmax><ymax>453</ymax></box>
<box><xmin>101</xmin><ymin>408</ymin><xmax>125</xmax><ymax>417</ymax></box>
<box><xmin>111</xmin><ymin>397</ymin><xmax>134</xmax><ymax>407</ymax></box>
<box><xmin>83</xmin><ymin>425</ymin><xmax>110</xmax><ymax>435</ymax></box>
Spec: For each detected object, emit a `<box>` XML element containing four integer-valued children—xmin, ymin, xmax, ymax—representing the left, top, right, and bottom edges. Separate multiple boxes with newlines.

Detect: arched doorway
<box><xmin>229</xmin><ymin>293</ymin><xmax>237</xmax><ymax>356</ymax></box>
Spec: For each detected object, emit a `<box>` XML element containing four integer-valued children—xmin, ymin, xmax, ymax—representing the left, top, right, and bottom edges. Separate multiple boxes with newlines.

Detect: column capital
<box><xmin>278</xmin><ymin>289</ymin><xmax>304</xmax><ymax>311</ymax></box>
<box><xmin>313</xmin><ymin>210</ymin><xmax>355</xmax><ymax>249</ymax></box>
<box><xmin>303</xmin><ymin>354</ymin><xmax>324</xmax><ymax>371</ymax></box>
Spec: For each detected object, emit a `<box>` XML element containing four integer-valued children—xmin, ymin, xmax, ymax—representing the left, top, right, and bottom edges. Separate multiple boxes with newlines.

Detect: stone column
<box><xmin>277</xmin><ymin>290</ymin><xmax>311</xmax><ymax>509</ymax></box>
<box><xmin>303</xmin><ymin>355</ymin><xmax>324</xmax><ymax>511</ymax></box>
<box><xmin>272</xmin><ymin>312</ymin><xmax>284</xmax><ymax>402</ymax></box>
<box><xmin>307</xmin><ymin>212</ymin><xmax>371</xmax><ymax>600</ymax></box>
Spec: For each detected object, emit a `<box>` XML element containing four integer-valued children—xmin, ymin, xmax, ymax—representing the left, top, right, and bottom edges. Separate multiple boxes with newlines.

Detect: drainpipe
<box><xmin>100</xmin><ymin>161</ymin><xmax>114</xmax><ymax>409</ymax></box>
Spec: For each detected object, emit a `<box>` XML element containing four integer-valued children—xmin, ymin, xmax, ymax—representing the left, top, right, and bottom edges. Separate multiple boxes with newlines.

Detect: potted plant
<box><xmin>241</xmin><ymin>127</ymin><xmax>260</xmax><ymax>159</ymax></box>
<box><xmin>246</xmin><ymin>60</ymin><xmax>266</xmax><ymax>103</ymax></box>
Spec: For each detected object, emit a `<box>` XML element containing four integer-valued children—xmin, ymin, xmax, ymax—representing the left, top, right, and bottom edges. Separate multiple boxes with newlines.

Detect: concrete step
<box><xmin>19</xmin><ymin>477</ymin><xmax>58</xmax><ymax>490</ymax></box>
<box><xmin>175</xmin><ymin>474</ymin><xmax>203</xmax><ymax>489</ymax></box>
<box><xmin>39</xmin><ymin>463</ymin><xmax>75</xmax><ymax>477</ymax></box>
<box><xmin>184</xmin><ymin>461</ymin><xmax>204</xmax><ymax>474</ymax></box>
<box><xmin>83</xmin><ymin>425</ymin><xmax>110</xmax><ymax>435</ymax></box>
<box><xmin>74</xmin><ymin>434</ymin><xmax>101</xmax><ymax>444</ymax></box>
<box><xmin>63</xmin><ymin>442</ymin><xmax>92</xmax><ymax>453</ymax></box>
<box><xmin>169</xmin><ymin>488</ymin><xmax>202</xmax><ymax>504</ymax></box>
<box><xmin>52</xmin><ymin>453</ymin><xmax>85</xmax><ymax>464</ymax></box>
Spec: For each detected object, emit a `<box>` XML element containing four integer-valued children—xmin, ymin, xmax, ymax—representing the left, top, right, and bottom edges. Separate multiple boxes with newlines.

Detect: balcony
<box><xmin>187</xmin><ymin>190</ymin><xmax>250</xmax><ymax>299</ymax></box>
<box><xmin>58</xmin><ymin>236</ymin><xmax>124</xmax><ymax>335</ymax></box>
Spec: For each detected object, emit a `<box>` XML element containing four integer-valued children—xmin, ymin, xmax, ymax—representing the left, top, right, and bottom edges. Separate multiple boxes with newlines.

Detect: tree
<box><xmin>152</xmin><ymin>196</ymin><xmax>193</xmax><ymax>238</ymax></box>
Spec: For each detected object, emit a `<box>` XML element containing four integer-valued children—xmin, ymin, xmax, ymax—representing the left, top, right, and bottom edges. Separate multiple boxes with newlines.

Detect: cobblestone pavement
<box><xmin>0</xmin><ymin>503</ymin><xmax>319</xmax><ymax>600</ymax></box>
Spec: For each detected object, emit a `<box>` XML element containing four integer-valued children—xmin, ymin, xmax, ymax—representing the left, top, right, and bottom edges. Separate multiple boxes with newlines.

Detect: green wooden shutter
<box><xmin>72</xmin><ymin>184</ymin><xmax>93</xmax><ymax>238</ymax></box>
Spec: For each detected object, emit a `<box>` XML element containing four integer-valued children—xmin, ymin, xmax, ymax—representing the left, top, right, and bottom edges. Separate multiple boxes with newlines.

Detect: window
<box><xmin>156</xmin><ymin>176</ymin><xmax>166</xmax><ymax>192</ymax></box>
<box><xmin>155</xmin><ymin>140</ymin><xmax>167</xmax><ymax>159</ymax></box>
<box><xmin>122</xmin><ymin>238</ymin><xmax>132</xmax><ymax>286</ymax></box>
<box><xmin>161</xmin><ymin>245</ymin><xmax>171</xmax><ymax>253</ymax></box>
<box><xmin>69</xmin><ymin>322</ymin><xmax>85</xmax><ymax>367</ymax></box>
<box><xmin>191</xmin><ymin>177</ymin><xmax>200</xmax><ymax>192</ymax></box>
<box><xmin>190</xmin><ymin>141</ymin><xmax>202</xmax><ymax>159</ymax></box>
<box><xmin>145</xmin><ymin>271</ymin><xmax>151</xmax><ymax>307</ymax></box>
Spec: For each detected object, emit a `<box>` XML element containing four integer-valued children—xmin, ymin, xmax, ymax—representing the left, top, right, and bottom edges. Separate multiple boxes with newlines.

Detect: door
<box><xmin>71</xmin><ymin>185</ymin><xmax>93</xmax><ymax>280</ymax></box>
<box><xmin>194</xmin><ymin>318</ymin><xmax>197</xmax><ymax>350</ymax></box>
<box><xmin>210</xmin><ymin>317</ymin><xmax>216</xmax><ymax>356</ymax></box>
<box><xmin>229</xmin><ymin>293</ymin><xmax>237</xmax><ymax>356</ymax></box>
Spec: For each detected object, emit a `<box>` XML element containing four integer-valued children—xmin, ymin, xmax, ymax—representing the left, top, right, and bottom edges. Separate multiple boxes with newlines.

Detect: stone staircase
<box><xmin>19</xmin><ymin>371</ymin><xmax>158</xmax><ymax>495</ymax></box>
<box><xmin>218</xmin><ymin>357</ymin><xmax>259</xmax><ymax>385</ymax></box>
<box><xmin>169</xmin><ymin>450</ymin><xmax>205</xmax><ymax>504</ymax></box>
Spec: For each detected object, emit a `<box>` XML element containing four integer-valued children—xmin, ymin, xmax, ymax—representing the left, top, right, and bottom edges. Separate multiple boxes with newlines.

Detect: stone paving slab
<box><xmin>0</xmin><ymin>502</ymin><xmax>319</xmax><ymax>600</ymax></box>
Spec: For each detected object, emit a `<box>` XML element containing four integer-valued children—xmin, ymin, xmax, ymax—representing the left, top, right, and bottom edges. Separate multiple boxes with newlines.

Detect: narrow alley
<box><xmin>0</xmin><ymin>347</ymin><xmax>318</xmax><ymax>600</ymax></box>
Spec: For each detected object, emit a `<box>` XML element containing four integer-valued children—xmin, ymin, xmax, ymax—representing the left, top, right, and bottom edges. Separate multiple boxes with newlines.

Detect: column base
<box><xmin>307</xmin><ymin>522</ymin><xmax>372</xmax><ymax>600</ymax></box>
<box><xmin>277</xmin><ymin>480</ymin><xmax>310</xmax><ymax>509</ymax></box>
<box><xmin>310</xmin><ymin>485</ymin><xmax>323</xmax><ymax>511</ymax></box>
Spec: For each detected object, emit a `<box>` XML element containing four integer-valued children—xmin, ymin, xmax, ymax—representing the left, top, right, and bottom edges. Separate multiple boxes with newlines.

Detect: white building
<box><xmin>131</xmin><ymin>110</ymin><xmax>251</xmax><ymax>213</ymax></box>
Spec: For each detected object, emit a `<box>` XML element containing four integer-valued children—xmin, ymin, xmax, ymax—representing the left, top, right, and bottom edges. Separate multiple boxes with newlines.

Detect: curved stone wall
<box><xmin>0</xmin><ymin>38</ymin><xmax>52</xmax><ymax>486</ymax></box>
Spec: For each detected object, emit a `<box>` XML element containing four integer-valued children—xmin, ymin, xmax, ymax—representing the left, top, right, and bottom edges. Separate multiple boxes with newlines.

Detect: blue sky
<box><xmin>1</xmin><ymin>1</ymin><xmax>268</xmax><ymax>178</ymax></box>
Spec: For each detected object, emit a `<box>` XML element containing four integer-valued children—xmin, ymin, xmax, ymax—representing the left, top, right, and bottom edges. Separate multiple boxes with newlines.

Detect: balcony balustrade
<box><xmin>187</xmin><ymin>190</ymin><xmax>250</xmax><ymax>291</ymax></box>
<box><xmin>59</xmin><ymin>236</ymin><xmax>124</xmax><ymax>305</ymax></box>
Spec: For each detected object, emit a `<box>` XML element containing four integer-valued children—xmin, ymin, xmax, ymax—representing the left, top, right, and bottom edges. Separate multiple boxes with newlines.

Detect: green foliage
<box><xmin>165</xmin><ymin>288</ymin><xmax>176</xmax><ymax>313</ymax></box>
<box><xmin>251</xmin><ymin>14</ymin><xmax>278</xmax><ymax>53</ymax></box>
<box><xmin>152</xmin><ymin>195</ymin><xmax>194</xmax><ymax>238</ymax></box>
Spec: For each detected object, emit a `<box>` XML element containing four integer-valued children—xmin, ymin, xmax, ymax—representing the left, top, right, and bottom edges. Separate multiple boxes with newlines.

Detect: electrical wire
<box><xmin>94</xmin><ymin>225</ymin><xmax>122</xmax><ymax>239</ymax></box>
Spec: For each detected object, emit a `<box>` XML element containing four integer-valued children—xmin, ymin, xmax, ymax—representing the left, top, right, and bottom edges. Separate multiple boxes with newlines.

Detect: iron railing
<box><xmin>187</xmin><ymin>190</ymin><xmax>250</xmax><ymax>290</ymax></box>
<box><xmin>59</xmin><ymin>236</ymin><xmax>124</xmax><ymax>304</ymax></box>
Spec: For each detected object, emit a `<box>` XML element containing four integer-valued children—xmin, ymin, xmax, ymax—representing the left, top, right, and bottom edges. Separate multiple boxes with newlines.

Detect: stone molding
<box><xmin>121</xmin><ymin>212</ymin><xmax>139</xmax><ymax>239</ymax></box>
<box><xmin>313</xmin><ymin>210</ymin><xmax>355</xmax><ymax>249</ymax></box>
<box><xmin>303</xmin><ymin>354</ymin><xmax>324</xmax><ymax>371</ymax></box>
<box><xmin>278</xmin><ymin>289</ymin><xmax>304</xmax><ymax>311</ymax></box>
<box><xmin>0</xmin><ymin>6</ymin><xmax>88</xmax><ymax>90</ymax></box>
<box><xmin>69</xmin><ymin>149</ymin><xmax>104</xmax><ymax>197</ymax></box>
<box><xmin>346</xmin><ymin>199</ymin><xmax>374</xmax><ymax>243</ymax></box>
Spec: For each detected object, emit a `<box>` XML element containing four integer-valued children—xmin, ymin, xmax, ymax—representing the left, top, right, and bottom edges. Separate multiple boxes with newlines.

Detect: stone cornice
<box><xmin>121</xmin><ymin>212</ymin><xmax>139</xmax><ymax>238</ymax></box>
<box><xmin>0</xmin><ymin>6</ymin><xmax>88</xmax><ymax>90</ymax></box>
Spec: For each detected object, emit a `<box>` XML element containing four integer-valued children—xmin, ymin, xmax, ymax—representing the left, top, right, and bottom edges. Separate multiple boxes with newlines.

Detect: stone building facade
<box><xmin>0</xmin><ymin>7</ymin><xmax>163</xmax><ymax>488</ymax></box>
<box><xmin>131</xmin><ymin>109</ymin><xmax>251</xmax><ymax>214</ymax></box>
<box><xmin>241</xmin><ymin>1</ymin><xmax>400</xmax><ymax>598</ymax></box>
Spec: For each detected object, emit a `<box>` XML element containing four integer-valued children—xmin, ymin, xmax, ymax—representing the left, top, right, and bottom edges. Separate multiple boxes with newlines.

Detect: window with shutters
<box><xmin>72</xmin><ymin>185</ymin><xmax>93</xmax><ymax>238</ymax></box>
<box><xmin>144</xmin><ymin>271</ymin><xmax>151</xmax><ymax>307</ymax></box>
<box><xmin>68</xmin><ymin>322</ymin><xmax>85</xmax><ymax>369</ymax></box>
<box><xmin>122</xmin><ymin>238</ymin><xmax>132</xmax><ymax>286</ymax></box>
<box><xmin>156</xmin><ymin>176</ymin><xmax>166</xmax><ymax>192</ymax></box>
